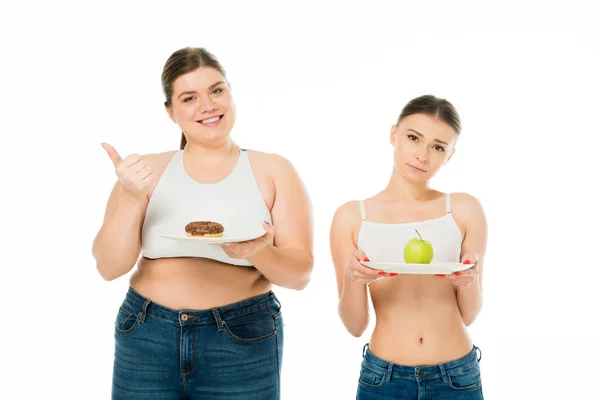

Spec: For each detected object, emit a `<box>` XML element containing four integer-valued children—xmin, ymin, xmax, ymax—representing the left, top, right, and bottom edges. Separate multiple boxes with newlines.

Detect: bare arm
<box><xmin>330</xmin><ymin>201</ymin><xmax>371</xmax><ymax>337</ymax></box>
<box><xmin>91</xmin><ymin>145</ymin><xmax>165</xmax><ymax>281</ymax></box>
<box><xmin>454</xmin><ymin>193</ymin><xmax>488</xmax><ymax>326</ymax></box>
<box><xmin>246</xmin><ymin>155</ymin><xmax>314</xmax><ymax>290</ymax></box>
<box><xmin>92</xmin><ymin>182</ymin><xmax>147</xmax><ymax>281</ymax></box>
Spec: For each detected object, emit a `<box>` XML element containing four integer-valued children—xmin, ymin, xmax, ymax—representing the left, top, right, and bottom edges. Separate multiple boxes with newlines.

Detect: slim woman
<box><xmin>92</xmin><ymin>47</ymin><xmax>313</xmax><ymax>400</ymax></box>
<box><xmin>330</xmin><ymin>95</ymin><xmax>487</xmax><ymax>399</ymax></box>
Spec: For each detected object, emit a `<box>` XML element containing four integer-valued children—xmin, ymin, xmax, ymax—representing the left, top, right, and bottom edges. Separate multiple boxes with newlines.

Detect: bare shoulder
<box><xmin>141</xmin><ymin>150</ymin><xmax>178</xmax><ymax>173</ymax></box>
<box><xmin>141</xmin><ymin>150</ymin><xmax>178</xmax><ymax>165</ymax></box>
<box><xmin>246</xmin><ymin>149</ymin><xmax>295</xmax><ymax>174</ymax></box>
<box><xmin>449</xmin><ymin>192</ymin><xmax>487</xmax><ymax>232</ymax></box>
<box><xmin>331</xmin><ymin>200</ymin><xmax>363</xmax><ymax>243</ymax></box>
<box><xmin>333</xmin><ymin>200</ymin><xmax>362</xmax><ymax>222</ymax></box>
<box><xmin>245</xmin><ymin>150</ymin><xmax>304</xmax><ymax>190</ymax></box>
<box><xmin>450</xmin><ymin>192</ymin><xmax>485</xmax><ymax>214</ymax></box>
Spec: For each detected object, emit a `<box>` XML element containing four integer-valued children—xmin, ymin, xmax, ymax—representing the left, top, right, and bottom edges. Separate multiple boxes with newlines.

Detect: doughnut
<box><xmin>184</xmin><ymin>221</ymin><xmax>224</xmax><ymax>238</ymax></box>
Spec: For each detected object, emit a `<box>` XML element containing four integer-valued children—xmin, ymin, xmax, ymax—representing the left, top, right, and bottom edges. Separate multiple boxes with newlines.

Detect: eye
<box><xmin>407</xmin><ymin>134</ymin><xmax>418</xmax><ymax>141</ymax></box>
<box><xmin>183</xmin><ymin>96</ymin><xmax>195</xmax><ymax>103</ymax></box>
<box><xmin>211</xmin><ymin>87</ymin><xmax>223</xmax><ymax>95</ymax></box>
<box><xmin>434</xmin><ymin>145</ymin><xmax>445</xmax><ymax>152</ymax></box>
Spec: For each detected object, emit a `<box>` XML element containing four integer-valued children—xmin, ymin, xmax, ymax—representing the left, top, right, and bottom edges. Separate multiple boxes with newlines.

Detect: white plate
<box><xmin>152</xmin><ymin>224</ymin><xmax>266</xmax><ymax>244</ymax></box>
<box><xmin>360</xmin><ymin>261</ymin><xmax>474</xmax><ymax>275</ymax></box>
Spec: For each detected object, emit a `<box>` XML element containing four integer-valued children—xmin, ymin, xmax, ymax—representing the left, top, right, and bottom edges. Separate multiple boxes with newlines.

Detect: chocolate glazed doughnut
<box><xmin>185</xmin><ymin>221</ymin><xmax>225</xmax><ymax>238</ymax></box>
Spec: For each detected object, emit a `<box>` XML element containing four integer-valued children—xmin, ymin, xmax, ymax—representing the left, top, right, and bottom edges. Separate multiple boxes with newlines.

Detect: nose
<box><xmin>415</xmin><ymin>146</ymin><xmax>429</xmax><ymax>164</ymax></box>
<box><xmin>198</xmin><ymin>95</ymin><xmax>217</xmax><ymax>113</ymax></box>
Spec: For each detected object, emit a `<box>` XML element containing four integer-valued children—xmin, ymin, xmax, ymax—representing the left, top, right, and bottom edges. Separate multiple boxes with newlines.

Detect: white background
<box><xmin>1</xmin><ymin>1</ymin><xmax>599</xmax><ymax>399</ymax></box>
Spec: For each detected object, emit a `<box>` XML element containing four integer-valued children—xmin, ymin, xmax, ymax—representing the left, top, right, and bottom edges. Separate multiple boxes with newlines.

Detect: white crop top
<box><xmin>357</xmin><ymin>193</ymin><xmax>463</xmax><ymax>263</ymax></box>
<box><xmin>140</xmin><ymin>149</ymin><xmax>272</xmax><ymax>267</ymax></box>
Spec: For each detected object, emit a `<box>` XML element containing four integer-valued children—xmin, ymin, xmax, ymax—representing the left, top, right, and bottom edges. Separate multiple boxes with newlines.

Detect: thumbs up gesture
<box><xmin>101</xmin><ymin>143</ymin><xmax>157</xmax><ymax>200</ymax></box>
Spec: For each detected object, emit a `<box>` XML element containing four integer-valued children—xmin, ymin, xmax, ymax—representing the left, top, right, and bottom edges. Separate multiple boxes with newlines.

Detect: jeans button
<box><xmin>181</xmin><ymin>313</ymin><xmax>189</xmax><ymax>321</ymax></box>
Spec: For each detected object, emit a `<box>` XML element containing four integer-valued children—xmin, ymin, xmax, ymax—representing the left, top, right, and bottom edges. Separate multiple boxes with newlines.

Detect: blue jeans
<box><xmin>356</xmin><ymin>344</ymin><xmax>484</xmax><ymax>399</ymax></box>
<box><xmin>111</xmin><ymin>287</ymin><xmax>284</xmax><ymax>399</ymax></box>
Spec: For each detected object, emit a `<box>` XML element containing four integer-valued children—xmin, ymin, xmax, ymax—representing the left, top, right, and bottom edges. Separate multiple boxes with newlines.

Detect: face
<box><xmin>166</xmin><ymin>67</ymin><xmax>235</xmax><ymax>145</ymax></box>
<box><xmin>389</xmin><ymin>113</ymin><xmax>458</xmax><ymax>183</ymax></box>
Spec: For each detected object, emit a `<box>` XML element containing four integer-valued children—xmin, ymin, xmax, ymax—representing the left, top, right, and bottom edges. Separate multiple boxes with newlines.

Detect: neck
<box><xmin>382</xmin><ymin>168</ymin><xmax>433</xmax><ymax>202</ymax></box>
<box><xmin>183</xmin><ymin>138</ymin><xmax>239</xmax><ymax>161</ymax></box>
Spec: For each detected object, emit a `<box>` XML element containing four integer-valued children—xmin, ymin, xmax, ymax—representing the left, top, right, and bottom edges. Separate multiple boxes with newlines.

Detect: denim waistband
<box><xmin>122</xmin><ymin>286</ymin><xmax>281</xmax><ymax>327</ymax></box>
<box><xmin>362</xmin><ymin>344</ymin><xmax>481</xmax><ymax>382</ymax></box>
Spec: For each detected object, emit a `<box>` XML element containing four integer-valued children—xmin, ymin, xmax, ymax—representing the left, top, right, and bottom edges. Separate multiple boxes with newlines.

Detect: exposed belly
<box><xmin>129</xmin><ymin>257</ymin><xmax>271</xmax><ymax>310</ymax></box>
<box><xmin>368</xmin><ymin>275</ymin><xmax>473</xmax><ymax>366</ymax></box>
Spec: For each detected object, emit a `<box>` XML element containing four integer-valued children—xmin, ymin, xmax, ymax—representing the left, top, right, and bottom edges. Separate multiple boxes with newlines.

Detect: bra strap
<box><xmin>359</xmin><ymin>200</ymin><xmax>367</xmax><ymax>221</ymax></box>
<box><xmin>445</xmin><ymin>193</ymin><xmax>452</xmax><ymax>214</ymax></box>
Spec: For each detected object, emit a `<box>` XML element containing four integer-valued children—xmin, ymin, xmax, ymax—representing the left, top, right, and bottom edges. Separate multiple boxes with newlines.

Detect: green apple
<box><xmin>403</xmin><ymin>229</ymin><xmax>434</xmax><ymax>264</ymax></box>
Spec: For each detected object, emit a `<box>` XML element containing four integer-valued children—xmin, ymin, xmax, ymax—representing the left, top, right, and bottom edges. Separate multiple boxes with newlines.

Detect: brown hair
<box><xmin>161</xmin><ymin>47</ymin><xmax>228</xmax><ymax>149</ymax></box>
<box><xmin>397</xmin><ymin>95</ymin><xmax>461</xmax><ymax>135</ymax></box>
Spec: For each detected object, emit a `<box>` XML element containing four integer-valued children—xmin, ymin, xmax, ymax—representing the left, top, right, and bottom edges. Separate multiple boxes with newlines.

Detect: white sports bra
<box><xmin>357</xmin><ymin>193</ymin><xmax>463</xmax><ymax>263</ymax></box>
<box><xmin>140</xmin><ymin>149</ymin><xmax>272</xmax><ymax>266</ymax></box>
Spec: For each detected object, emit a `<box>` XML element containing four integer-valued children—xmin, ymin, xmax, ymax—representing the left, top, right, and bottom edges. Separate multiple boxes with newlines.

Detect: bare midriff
<box><xmin>367</xmin><ymin>274</ymin><xmax>473</xmax><ymax>366</ymax></box>
<box><xmin>129</xmin><ymin>257</ymin><xmax>271</xmax><ymax>310</ymax></box>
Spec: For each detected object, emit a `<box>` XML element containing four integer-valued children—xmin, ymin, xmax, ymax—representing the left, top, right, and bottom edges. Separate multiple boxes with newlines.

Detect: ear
<box><xmin>443</xmin><ymin>147</ymin><xmax>456</xmax><ymax>165</ymax></box>
<box><xmin>165</xmin><ymin>104</ymin><xmax>177</xmax><ymax>123</ymax></box>
<box><xmin>389</xmin><ymin>125</ymin><xmax>397</xmax><ymax>147</ymax></box>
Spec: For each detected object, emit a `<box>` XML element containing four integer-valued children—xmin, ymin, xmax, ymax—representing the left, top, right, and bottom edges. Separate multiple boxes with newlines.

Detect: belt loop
<box><xmin>475</xmin><ymin>345</ymin><xmax>482</xmax><ymax>362</ymax></box>
<box><xmin>384</xmin><ymin>361</ymin><xmax>394</xmax><ymax>383</ymax></box>
<box><xmin>362</xmin><ymin>343</ymin><xmax>369</xmax><ymax>357</ymax></box>
<box><xmin>138</xmin><ymin>299</ymin><xmax>151</xmax><ymax>323</ymax></box>
<box><xmin>212</xmin><ymin>308</ymin><xmax>224</xmax><ymax>332</ymax></box>
<box><xmin>271</xmin><ymin>290</ymin><xmax>282</xmax><ymax>311</ymax></box>
<box><xmin>439</xmin><ymin>364</ymin><xmax>449</xmax><ymax>384</ymax></box>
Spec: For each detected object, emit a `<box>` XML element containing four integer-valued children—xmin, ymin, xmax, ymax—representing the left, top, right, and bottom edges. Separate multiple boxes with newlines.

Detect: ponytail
<box><xmin>180</xmin><ymin>133</ymin><xmax>187</xmax><ymax>150</ymax></box>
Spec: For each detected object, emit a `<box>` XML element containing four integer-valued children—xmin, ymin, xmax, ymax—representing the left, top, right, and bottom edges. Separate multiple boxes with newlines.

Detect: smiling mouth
<box><xmin>407</xmin><ymin>163</ymin><xmax>427</xmax><ymax>173</ymax></box>
<box><xmin>197</xmin><ymin>115</ymin><xmax>223</xmax><ymax>124</ymax></box>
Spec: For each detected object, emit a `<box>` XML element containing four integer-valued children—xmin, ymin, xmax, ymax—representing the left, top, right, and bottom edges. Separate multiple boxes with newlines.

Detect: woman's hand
<box><xmin>102</xmin><ymin>143</ymin><xmax>157</xmax><ymax>202</ymax></box>
<box><xmin>435</xmin><ymin>253</ymin><xmax>480</xmax><ymax>287</ymax></box>
<box><xmin>346</xmin><ymin>249</ymin><xmax>397</xmax><ymax>285</ymax></box>
<box><xmin>218</xmin><ymin>221</ymin><xmax>275</xmax><ymax>259</ymax></box>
